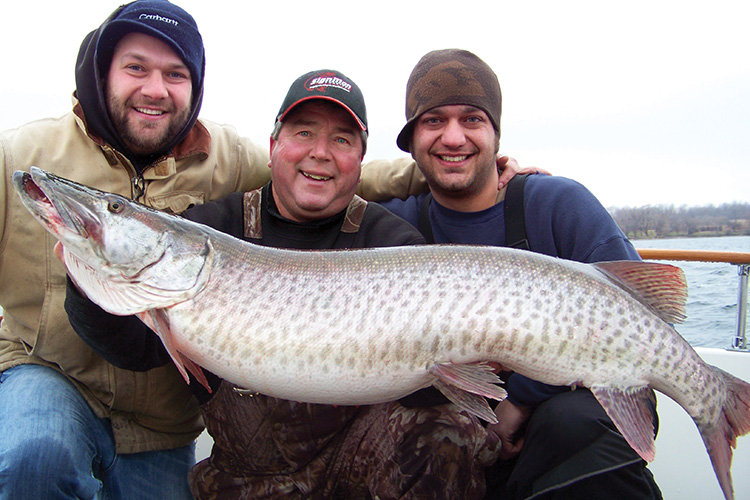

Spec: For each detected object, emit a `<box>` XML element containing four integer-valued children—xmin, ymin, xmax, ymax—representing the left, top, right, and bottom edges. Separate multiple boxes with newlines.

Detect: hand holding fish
<box><xmin>53</xmin><ymin>241</ymin><xmax>65</xmax><ymax>265</ymax></box>
<box><xmin>489</xmin><ymin>399</ymin><xmax>532</xmax><ymax>460</ymax></box>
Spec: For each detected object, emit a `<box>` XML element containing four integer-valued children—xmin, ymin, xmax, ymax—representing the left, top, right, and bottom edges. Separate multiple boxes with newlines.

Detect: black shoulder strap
<box><xmin>418</xmin><ymin>193</ymin><xmax>435</xmax><ymax>244</ymax></box>
<box><xmin>418</xmin><ymin>174</ymin><xmax>530</xmax><ymax>249</ymax></box>
<box><xmin>504</xmin><ymin>174</ymin><xmax>530</xmax><ymax>250</ymax></box>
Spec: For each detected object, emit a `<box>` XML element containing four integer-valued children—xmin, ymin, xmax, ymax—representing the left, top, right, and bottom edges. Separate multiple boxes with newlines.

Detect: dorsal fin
<box><xmin>593</xmin><ymin>260</ymin><xmax>687</xmax><ymax>324</ymax></box>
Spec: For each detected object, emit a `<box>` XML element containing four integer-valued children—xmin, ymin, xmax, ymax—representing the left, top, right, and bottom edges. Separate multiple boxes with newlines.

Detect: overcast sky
<box><xmin>2</xmin><ymin>0</ymin><xmax>748</xmax><ymax>209</ymax></box>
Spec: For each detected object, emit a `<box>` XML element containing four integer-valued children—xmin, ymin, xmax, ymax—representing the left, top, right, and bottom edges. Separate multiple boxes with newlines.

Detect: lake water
<box><xmin>632</xmin><ymin>235</ymin><xmax>750</xmax><ymax>348</ymax></box>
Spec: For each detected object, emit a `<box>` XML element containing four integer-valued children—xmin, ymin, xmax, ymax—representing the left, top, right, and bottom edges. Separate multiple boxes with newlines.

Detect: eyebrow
<box><xmin>117</xmin><ymin>52</ymin><xmax>190</xmax><ymax>72</ymax></box>
<box><xmin>287</xmin><ymin>118</ymin><xmax>358</xmax><ymax>135</ymax></box>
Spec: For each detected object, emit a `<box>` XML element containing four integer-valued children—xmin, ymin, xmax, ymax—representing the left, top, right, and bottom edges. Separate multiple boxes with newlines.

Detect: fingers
<box><xmin>497</xmin><ymin>155</ymin><xmax>520</xmax><ymax>189</ymax></box>
<box><xmin>498</xmin><ymin>153</ymin><xmax>553</xmax><ymax>184</ymax></box>
<box><xmin>487</xmin><ymin>421</ymin><xmax>525</xmax><ymax>460</ymax></box>
<box><xmin>53</xmin><ymin>241</ymin><xmax>65</xmax><ymax>264</ymax></box>
<box><xmin>525</xmin><ymin>166</ymin><xmax>551</xmax><ymax>176</ymax></box>
<box><xmin>498</xmin><ymin>435</ymin><xmax>525</xmax><ymax>461</ymax></box>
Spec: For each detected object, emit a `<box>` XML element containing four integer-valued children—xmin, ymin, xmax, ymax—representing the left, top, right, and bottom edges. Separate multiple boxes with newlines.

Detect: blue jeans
<box><xmin>0</xmin><ymin>364</ymin><xmax>195</xmax><ymax>499</ymax></box>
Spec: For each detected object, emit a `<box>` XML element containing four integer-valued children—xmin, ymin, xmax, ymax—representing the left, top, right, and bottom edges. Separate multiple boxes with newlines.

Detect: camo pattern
<box><xmin>189</xmin><ymin>382</ymin><xmax>499</xmax><ymax>499</ymax></box>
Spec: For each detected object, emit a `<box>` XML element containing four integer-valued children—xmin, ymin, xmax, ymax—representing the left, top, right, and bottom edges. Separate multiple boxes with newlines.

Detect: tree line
<box><xmin>609</xmin><ymin>202</ymin><xmax>750</xmax><ymax>240</ymax></box>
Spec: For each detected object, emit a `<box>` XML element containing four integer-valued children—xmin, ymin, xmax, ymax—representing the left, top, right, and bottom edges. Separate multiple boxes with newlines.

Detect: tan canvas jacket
<box><xmin>0</xmin><ymin>99</ymin><xmax>270</xmax><ymax>453</ymax></box>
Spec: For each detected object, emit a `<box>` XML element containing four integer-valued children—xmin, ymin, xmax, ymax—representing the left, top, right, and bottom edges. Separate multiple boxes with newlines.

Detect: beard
<box><xmin>107</xmin><ymin>93</ymin><xmax>191</xmax><ymax>156</ymax></box>
<box><xmin>418</xmin><ymin>155</ymin><xmax>498</xmax><ymax>201</ymax></box>
<box><xmin>425</xmin><ymin>171</ymin><xmax>489</xmax><ymax>200</ymax></box>
<box><xmin>414</xmin><ymin>135</ymin><xmax>501</xmax><ymax>201</ymax></box>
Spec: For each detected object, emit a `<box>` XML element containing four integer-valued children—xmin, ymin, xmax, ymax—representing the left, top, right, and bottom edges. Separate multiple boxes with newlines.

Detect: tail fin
<box><xmin>698</xmin><ymin>366</ymin><xmax>750</xmax><ymax>500</ymax></box>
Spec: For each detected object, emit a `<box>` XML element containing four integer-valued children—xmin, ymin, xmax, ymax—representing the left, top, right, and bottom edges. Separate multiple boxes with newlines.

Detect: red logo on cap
<box><xmin>305</xmin><ymin>72</ymin><xmax>352</xmax><ymax>93</ymax></box>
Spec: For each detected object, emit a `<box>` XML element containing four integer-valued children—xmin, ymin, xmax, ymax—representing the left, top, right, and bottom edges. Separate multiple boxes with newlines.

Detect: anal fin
<box><xmin>590</xmin><ymin>385</ymin><xmax>656</xmax><ymax>462</ymax></box>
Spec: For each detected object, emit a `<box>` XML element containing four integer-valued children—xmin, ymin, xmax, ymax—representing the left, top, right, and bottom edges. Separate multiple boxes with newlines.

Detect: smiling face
<box><xmin>105</xmin><ymin>32</ymin><xmax>193</xmax><ymax>156</ymax></box>
<box><xmin>269</xmin><ymin>100</ymin><xmax>364</xmax><ymax>222</ymax></box>
<box><xmin>411</xmin><ymin>104</ymin><xmax>500</xmax><ymax>211</ymax></box>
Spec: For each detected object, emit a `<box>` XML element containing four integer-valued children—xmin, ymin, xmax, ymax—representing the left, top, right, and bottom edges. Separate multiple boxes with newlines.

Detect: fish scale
<box><xmin>13</xmin><ymin>167</ymin><xmax>750</xmax><ymax>500</ymax></box>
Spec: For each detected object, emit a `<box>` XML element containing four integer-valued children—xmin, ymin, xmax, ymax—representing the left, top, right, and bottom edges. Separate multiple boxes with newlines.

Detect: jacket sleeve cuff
<box><xmin>505</xmin><ymin>373</ymin><xmax>571</xmax><ymax>407</ymax></box>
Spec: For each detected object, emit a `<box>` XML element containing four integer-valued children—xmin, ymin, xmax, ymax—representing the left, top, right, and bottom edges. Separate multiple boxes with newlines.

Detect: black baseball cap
<box><xmin>276</xmin><ymin>69</ymin><xmax>368</xmax><ymax>133</ymax></box>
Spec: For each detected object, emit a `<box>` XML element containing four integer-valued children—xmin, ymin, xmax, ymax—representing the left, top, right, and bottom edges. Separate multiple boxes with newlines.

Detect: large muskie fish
<box><xmin>14</xmin><ymin>167</ymin><xmax>750</xmax><ymax>499</ymax></box>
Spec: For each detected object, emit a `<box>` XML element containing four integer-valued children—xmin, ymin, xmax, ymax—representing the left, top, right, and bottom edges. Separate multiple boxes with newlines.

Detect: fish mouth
<box><xmin>16</xmin><ymin>170</ymin><xmax>50</xmax><ymax>205</ymax></box>
<box><xmin>14</xmin><ymin>167</ymin><xmax>98</xmax><ymax>242</ymax></box>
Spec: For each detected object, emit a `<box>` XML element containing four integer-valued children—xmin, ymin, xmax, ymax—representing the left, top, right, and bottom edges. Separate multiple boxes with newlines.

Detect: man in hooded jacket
<box><xmin>0</xmin><ymin>2</ymin><xmax>270</xmax><ymax>498</ymax></box>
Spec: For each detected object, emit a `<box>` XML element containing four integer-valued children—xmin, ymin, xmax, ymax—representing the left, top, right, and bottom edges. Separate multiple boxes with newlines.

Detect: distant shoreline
<box><xmin>631</xmin><ymin>230</ymin><xmax>750</xmax><ymax>240</ymax></box>
<box><xmin>609</xmin><ymin>203</ymin><xmax>750</xmax><ymax>240</ymax></box>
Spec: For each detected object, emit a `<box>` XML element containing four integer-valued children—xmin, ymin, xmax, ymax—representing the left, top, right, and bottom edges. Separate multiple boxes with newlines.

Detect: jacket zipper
<box><xmin>131</xmin><ymin>170</ymin><xmax>146</xmax><ymax>201</ymax></box>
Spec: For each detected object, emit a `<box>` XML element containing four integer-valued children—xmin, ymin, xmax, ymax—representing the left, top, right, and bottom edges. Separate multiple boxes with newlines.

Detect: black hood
<box><xmin>74</xmin><ymin>2</ymin><xmax>205</xmax><ymax>171</ymax></box>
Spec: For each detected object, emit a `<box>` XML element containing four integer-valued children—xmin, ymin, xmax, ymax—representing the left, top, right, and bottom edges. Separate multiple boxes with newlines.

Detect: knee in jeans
<box><xmin>0</xmin><ymin>435</ymin><xmax>78</xmax><ymax>478</ymax></box>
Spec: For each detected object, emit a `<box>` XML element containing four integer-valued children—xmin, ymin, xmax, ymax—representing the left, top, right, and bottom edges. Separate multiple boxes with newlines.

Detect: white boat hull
<box><xmin>651</xmin><ymin>347</ymin><xmax>750</xmax><ymax>500</ymax></box>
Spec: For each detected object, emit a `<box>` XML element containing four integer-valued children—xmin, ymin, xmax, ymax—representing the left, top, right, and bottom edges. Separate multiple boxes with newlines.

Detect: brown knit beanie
<box><xmin>396</xmin><ymin>49</ymin><xmax>502</xmax><ymax>152</ymax></box>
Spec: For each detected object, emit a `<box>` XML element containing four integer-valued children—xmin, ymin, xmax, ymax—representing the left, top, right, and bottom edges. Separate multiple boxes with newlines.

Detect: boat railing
<box><xmin>637</xmin><ymin>249</ymin><xmax>750</xmax><ymax>352</ymax></box>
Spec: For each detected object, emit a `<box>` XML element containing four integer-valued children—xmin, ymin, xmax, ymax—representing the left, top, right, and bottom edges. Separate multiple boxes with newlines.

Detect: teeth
<box><xmin>440</xmin><ymin>155</ymin><xmax>468</xmax><ymax>162</ymax></box>
<box><xmin>302</xmin><ymin>172</ymin><xmax>331</xmax><ymax>181</ymax></box>
<box><xmin>136</xmin><ymin>108</ymin><xmax>164</xmax><ymax>116</ymax></box>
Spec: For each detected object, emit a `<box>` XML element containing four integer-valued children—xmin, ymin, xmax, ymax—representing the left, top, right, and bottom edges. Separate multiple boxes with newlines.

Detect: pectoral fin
<box><xmin>429</xmin><ymin>362</ymin><xmax>507</xmax><ymax>424</ymax></box>
<box><xmin>137</xmin><ymin>309</ymin><xmax>211</xmax><ymax>393</ymax></box>
<box><xmin>590</xmin><ymin>385</ymin><xmax>656</xmax><ymax>462</ymax></box>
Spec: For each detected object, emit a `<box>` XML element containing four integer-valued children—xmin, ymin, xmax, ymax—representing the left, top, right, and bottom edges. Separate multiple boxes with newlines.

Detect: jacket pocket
<box><xmin>148</xmin><ymin>191</ymin><xmax>206</xmax><ymax>215</ymax></box>
<box><xmin>33</xmin><ymin>283</ymin><xmax>114</xmax><ymax>405</ymax></box>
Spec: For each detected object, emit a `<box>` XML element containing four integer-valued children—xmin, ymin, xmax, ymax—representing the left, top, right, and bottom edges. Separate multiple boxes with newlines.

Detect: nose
<box><xmin>440</xmin><ymin>119</ymin><xmax>467</xmax><ymax>148</ymax></box>
<box><xmin>309</xmin><ymin>136</ymin><xmax>332</xmax><ymax>161</ymax></box>
<box><xmin>140</xmin><ymin>72</ymin><xmax>169</xmax><ymax>100</ymax></box>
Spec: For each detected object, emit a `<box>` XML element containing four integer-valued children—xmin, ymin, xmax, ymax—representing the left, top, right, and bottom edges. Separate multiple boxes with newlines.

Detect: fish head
<box><xmin>13</xmin><ymin>167</ymin><xmax>212</xmax><ymax>314</ymax></box>
<box><xmin>14</xmin><ymin>167</ymin><xmax>170</xmax><ymax>276</ymax></box>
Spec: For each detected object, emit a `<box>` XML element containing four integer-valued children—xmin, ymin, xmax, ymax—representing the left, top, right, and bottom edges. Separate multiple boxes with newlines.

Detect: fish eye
<box><xmin>108</xmin><ymin>199</ymin><xmax>125</xmax><ymax>213</ymax></box>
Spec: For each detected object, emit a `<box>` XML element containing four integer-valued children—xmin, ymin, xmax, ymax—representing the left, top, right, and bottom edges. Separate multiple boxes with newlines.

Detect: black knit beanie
<box><xmin>98</xmin><ymin>0</ymin><xmax>205</xmax><ymax>93</ymax></box>
<box><xmin>396</xmin><ymin>49</ymin><xmax>502</xmax><ymax>152</ymax></box>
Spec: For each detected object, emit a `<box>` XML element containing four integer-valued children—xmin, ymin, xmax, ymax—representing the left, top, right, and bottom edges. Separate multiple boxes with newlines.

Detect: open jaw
<box><xmin>18</xmin><ymin>171</ymin><xmax>50</xmax><ymax>205</ymax></box>
<box><xmin>16</xmin><ymin>171</ymin><xmax>61</xmax><ymax>230</ymax></box>
<box><xmin>15</xmin><ymin>170</ymin><xmax>92</xmax><ymax>241</ymax></box>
